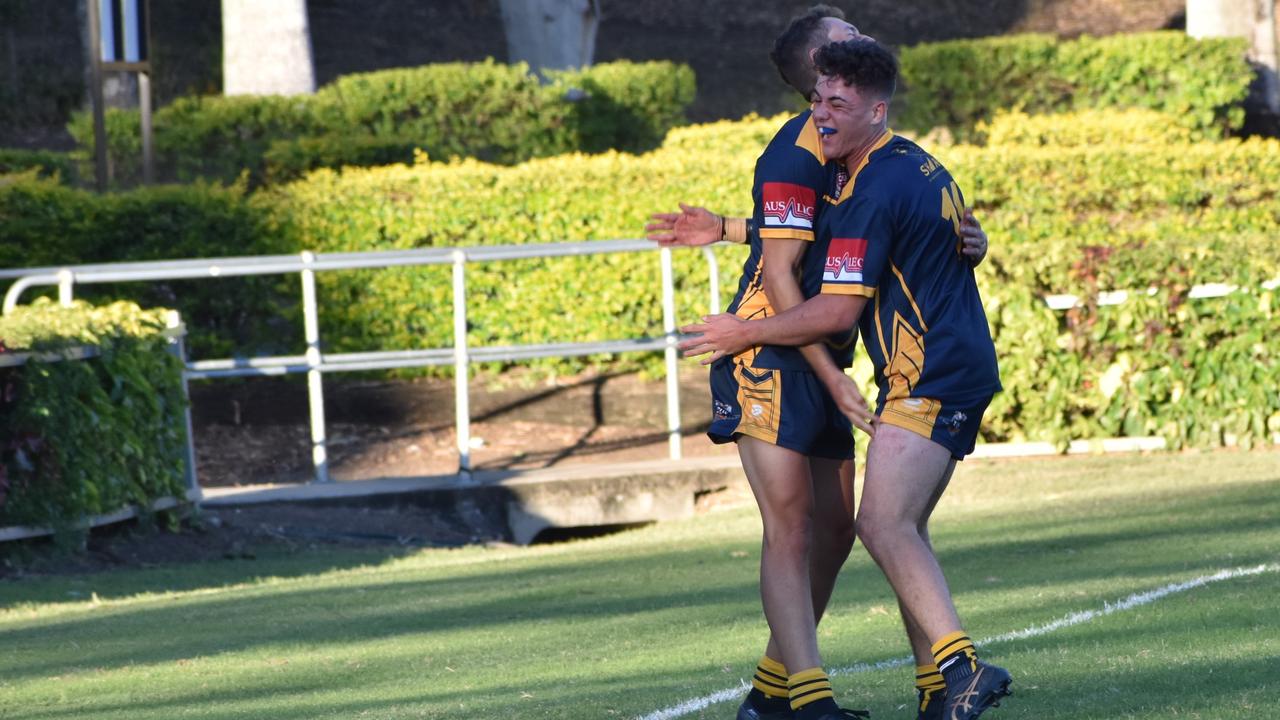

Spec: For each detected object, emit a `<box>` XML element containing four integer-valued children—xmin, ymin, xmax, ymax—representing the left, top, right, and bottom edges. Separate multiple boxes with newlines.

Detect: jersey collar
<box><xmin>831</xmin><ymin>129</ymin><xmax>894</xmax><ymax>205</ymax></box>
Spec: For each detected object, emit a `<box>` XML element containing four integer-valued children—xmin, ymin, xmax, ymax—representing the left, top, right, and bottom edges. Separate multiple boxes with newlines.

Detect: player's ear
<box><xmin>871</xmin><ymin>99</ymin><xmax>887</xmax><ymax>125</ymax></box>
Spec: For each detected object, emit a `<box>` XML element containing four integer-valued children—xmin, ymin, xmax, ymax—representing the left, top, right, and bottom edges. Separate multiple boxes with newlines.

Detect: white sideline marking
<box><xmin>637</xmin><ymin>563</ymin><xmax>1278</xmax><ymax>720</ymax></box>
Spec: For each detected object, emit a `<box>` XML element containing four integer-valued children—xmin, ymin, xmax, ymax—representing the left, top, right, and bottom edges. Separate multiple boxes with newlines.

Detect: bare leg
<box><xmin>764</xmin><ymin>454</ymin><xmax>856</xmax><ymax>664</ymax></box>
<box><xmin>738</xmin><ymin>436</ymin><xmax>824</xmax><ymax>673</ymax></box>
<box><xmin>856</xmin><ymin>425</ymin><xmax>963</xmax><ymax>643</ymax></box>
<box><xmin>899</xmin><ymin>470</ymin><xmax>953</xmax><ymax>664</ymax></box>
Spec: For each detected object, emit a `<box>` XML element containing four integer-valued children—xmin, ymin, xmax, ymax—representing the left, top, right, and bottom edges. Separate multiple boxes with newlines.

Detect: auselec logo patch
<box><xmin>824</xmin><ymin>237</ymin><xmax>868</xmax><ymax>283</ymax></box>
<box><xmin>761</xmin><ymin>182</ymin><xmax>815</xmax><ymax>229</ymax></box>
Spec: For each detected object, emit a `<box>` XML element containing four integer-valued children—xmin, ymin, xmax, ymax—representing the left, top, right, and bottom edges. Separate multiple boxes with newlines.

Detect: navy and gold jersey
<box><xmin>819</xmin><ymin>131</ymin><xmax>1001</xmax><ymax>407</ymax></box>
<box><xmin>725</xmin><ymin>111</ymin><xmax>854</xmax><ymax>371</ymax></box>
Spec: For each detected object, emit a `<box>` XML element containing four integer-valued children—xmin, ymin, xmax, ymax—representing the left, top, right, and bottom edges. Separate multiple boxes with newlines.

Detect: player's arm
<box><xmin>679</xmin><ymin>294</ymin><xmax>866</xmax><ymax>362</ymax></box>
<box><xmin>645</xmin><ymin>203</ymin><xmax>753</xmax><ymax>247</ymax></box>
<box><xmin>758</xmin><ymin>239</ymin><xmax>874</xmax><ymax>434</ymax></box>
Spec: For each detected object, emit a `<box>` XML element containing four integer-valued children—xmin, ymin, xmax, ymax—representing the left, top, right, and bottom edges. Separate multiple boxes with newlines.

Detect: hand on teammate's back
<box><xmin>645</xmin><ymin>202</ymin><xmax>722</xmax><ymax>247</ymax></box>
<box><xmin>960</xmin><ymin>209</ymin><xmax>989</xmax><ymax>266</ymax></box>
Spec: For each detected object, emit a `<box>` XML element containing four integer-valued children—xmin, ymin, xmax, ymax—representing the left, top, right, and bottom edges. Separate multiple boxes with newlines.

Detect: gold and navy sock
<box><xmin>915</xmin><ymin>663</ymin><xmax>946</xmax><ymax>712</ymax></box>
<box><xmin>788</xmin><ymin>667</ymin><xmax>838</xmax><ymax>719</ymax></box>
<box><xmin>747</xmin><ymin>655</ymin><xmax>791</xmax><ymax>712</ymax></box>
<box><xmin>932</xmin><ymin>631</ymin><xmax>979</xmax><ymax>688</ymax></box>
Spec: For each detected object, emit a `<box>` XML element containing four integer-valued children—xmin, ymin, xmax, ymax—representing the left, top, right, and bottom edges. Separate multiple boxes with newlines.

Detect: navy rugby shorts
<box><xmin>707</xmin><ymin>356</ymin><xmax>854</xmax><ymax>460</ymax></box>
<box><xmin>877</xmin><ymin>394</ymin><xmax>993</xmax><ymax>460</ymax></box>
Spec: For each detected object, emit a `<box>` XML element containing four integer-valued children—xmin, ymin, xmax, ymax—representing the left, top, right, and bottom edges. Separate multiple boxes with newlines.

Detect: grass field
<box><xmin>1</xmin><ymin>449</ymin><xmax>1278</xmax><ymax>719</ymax></box>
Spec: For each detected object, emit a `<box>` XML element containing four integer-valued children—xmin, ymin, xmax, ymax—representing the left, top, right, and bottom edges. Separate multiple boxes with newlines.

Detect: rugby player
<box><xmin>648</xmin><ymin>7</ymin><xmax>874</xmax><ymax>719</ymax></box>
<box><xmin>677</xmin><ymin>38</ymin><xmax>1013</xmax><ymax>720</ymax></box>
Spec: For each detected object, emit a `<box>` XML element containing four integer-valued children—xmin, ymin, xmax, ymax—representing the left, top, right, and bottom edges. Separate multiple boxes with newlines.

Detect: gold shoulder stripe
<box><xmin>759</xmin><ymin>228</ymin><xmax>815</xmax><ymax>242</ymax></box>
<box><xmin>795</xmin><ymin>115</ymin><xmax>826</xmax><ymax>164</ymax></box>
<box><xmin>821</xmin><ymin>284</ymin><xmax>875</xmax><ymax>297</ymax></box>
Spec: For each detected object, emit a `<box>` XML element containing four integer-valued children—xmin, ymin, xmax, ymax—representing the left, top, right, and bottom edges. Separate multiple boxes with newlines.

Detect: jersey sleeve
<box><xmin>753</xmin><ymin>135</ymin><xmax>824</xmax><ymax>243</ymax></box>
<box><xmin>820</xmin><ymin>196</ymin><xmax>892</xmax><ymax>298</ymax></box>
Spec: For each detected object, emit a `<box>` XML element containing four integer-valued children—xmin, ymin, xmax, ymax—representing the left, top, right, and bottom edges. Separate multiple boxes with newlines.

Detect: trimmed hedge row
<box><xmin>0</xmin><ymin>299</ymin><xmax>187</xmax><ymax>533</ymax></box>
<box><xmin>260</xmin><ymin>112</ymin><xmax>1280</xmax><ymax>449</ymax></box>
<box><xmin>0</xmin><ymin>176</ymin><xmax>290</xmax><ymax>357</ymax></box>
<box><xmin>262</xmin><ymin>135</ymin><xmax>423</xmax><ymax>185</ymax></box>
<box><xmin>4</xmin><ymin>109</ymin><xmax>1277</xmax><ymax>450</ymax></box>
<box><xmin>66</xmin><ymin>60</ymin><xmax>696</xmax><ymax>187</ymax></box>
<box><xmin>897</xmin><ymin>31</ymin><xmax>1253</xmax><ymax>139</ymax></box>
<box><xmin>975</xmin><ymin>108</ymin><xmax>1199</xmax><ymax>147</ymax></box>
<box><xmin>0</xmin><ymin>149</ymin><xmax>81</xmax><ymax>185</ymax></box>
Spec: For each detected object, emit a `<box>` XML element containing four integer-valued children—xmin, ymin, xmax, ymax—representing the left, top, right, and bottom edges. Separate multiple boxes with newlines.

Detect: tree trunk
<box><xmin>498</xmin><ymin>0</ymin><xmax>601</xmax><ymax>73</ymax></box>
<box><xmin>222</xmin><ymin>0</ymin><xmax>315</xmax><ymax>96</ymax></box>
<box><xmin>1187</xmin><ymin>0</ymin><xmax>1279</xmax><ymax>112</ymax></box>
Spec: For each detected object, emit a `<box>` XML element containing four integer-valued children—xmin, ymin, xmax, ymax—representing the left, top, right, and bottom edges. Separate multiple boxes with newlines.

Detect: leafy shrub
<box><xmin>65</xmin><ymin>107</ymin><xmax>146</xmax><ymax>188</ymax></box>
<box><xmin>898</xmin><ymin>32</ymin><xmax>1253</xmax><ymax>139</ymax></box>
<box><xmin>0</xmin><ymin>175</ymin><xmax>293</xmax><ymax>357</ymax></box>
<box><xmin>660</xmin><ymin>113</ymin><xmax>785</xmax><ymax>155</ymax></box>
<box><xmin>310</xmin><ymin>59</ymin><xmax>570</xmax><ymax>165</ymax></box>
<box><xmin>261</xmin><ymin>111</ymin><xmax>1280</xmax><ymax>449</ymax></box>
<box><xmin>153</xmin><ymin>94</ymin><xmax>318</xmax><ymax>184</ymax></box>
<box><xmin>65</xmin><ymin>60</ymin><xmax>696</xmax><ymax>186</ymax></box>
<box><xmin>977</xmin><ymin>108</ymin><xmax>1198</xmax><ymax>147</ymax></box>
<box><xmin>549</xmin><ymin>60</ymin><xmax>698</xmax><ymax>154</ymax></box>
<box><xmin>0</xmin><ymin>148</ymin><xmax>81</xmax><ymax>185</ymax></box>
<box><xmin>0</xmin><ymin>299</ymin><xmax>187</xmax><ymax>533</ymax></box>
<box><xmin>262</xmin><ymin>134</ymin><xmax>424</xmax><ymax>184</ymax></box>
<box><xmin>11</xmin><ymin>109</ymin><xmax>1279</xmax><ymax>450</ymax></box>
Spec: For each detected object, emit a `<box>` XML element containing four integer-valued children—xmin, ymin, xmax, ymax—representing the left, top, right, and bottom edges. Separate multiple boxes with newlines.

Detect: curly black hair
<box><xmin>813</xmin><ymin>39</ymin><xmax>898</xmax><ymax>101</ymax></box>
<box><xmin>770</xmin><ymin>4</ymin><xmax>847</xmax><ymax>99</ymax></box>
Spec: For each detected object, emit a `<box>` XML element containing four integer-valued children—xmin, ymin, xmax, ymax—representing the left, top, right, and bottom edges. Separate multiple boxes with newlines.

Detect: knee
<box><xmin>855</xmin><ymin>511</ymin><xmax>908</xmax><ymax>559</ymax></box>
<box><xmin>762</xmin><ymin>517</ymin><xmax>814</xmax><ymax>558</ymax></box>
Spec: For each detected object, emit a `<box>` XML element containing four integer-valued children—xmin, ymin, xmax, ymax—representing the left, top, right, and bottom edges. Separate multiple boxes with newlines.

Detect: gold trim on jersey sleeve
<box><xmin>820</xmin><ymin>283</ymin><xmax>875</xmax><ymax>297</ymax></box>
<box><xmin>759</xmin><ymin>228</ymin><xmax>815</xmax><ymax>242</ymax></box>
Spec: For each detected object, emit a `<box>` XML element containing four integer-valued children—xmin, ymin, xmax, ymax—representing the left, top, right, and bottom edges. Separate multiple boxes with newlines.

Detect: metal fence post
<box><xmin>165</xmin><ymin>311</ymin><xmax>201</xmax><ymax>500</ymax></box>
<box><xmin>701</xmin><ymin>246</ymin><xmax>721</xmax><ymax>313</ymax></box>
<box><xmin>57</xmin><ymin>269</ymin><xmax>74</xmax><ymax>307</ymax></box>
<box><xmin>300</xmin><ymin>251</ymin><xmax>330</xmax><ymax>483</ymax></box>
<box><xmin>660</xmin><ymin>247</ymin><xmax>682</xmax><ymax>460</ymax></box>
<box><xmin>451</xmin><ymin>250</ymin><xmax>473</xmax><ymax>479</ymax></box>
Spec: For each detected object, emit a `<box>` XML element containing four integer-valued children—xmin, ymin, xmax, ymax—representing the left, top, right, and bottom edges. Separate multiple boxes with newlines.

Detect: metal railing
<box><xmin>1</xmin><ymin>241</ymin><xmax>724</xmax><ymax>484</ymax></box>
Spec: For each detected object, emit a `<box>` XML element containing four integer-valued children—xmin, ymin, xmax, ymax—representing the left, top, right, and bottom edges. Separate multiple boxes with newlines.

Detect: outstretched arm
<box><xmin>645</xmin><ymin>203</ymin><xmax>749</xmax><ymax>247</ymax></box>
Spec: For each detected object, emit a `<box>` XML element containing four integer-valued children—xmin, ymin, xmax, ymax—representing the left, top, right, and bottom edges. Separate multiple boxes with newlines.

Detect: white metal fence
<box><xmin>0</xmin><ymin>241</ymin><xmax>723</xmax><ymax>485</ymax></box>
<box><xmin>4</xmin><ymin>242</ymin><xmax>1276</xmax><ymax>488</ymax></box>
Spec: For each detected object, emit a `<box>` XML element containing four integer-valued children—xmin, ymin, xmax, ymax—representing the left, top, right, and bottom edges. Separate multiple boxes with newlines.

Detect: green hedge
<box><xmin>66</xmin><ymin>60</ymin><xmax>696</xmax><ymax>187</ymax></box>
<box><xmin>0</xmin><ymin>149</ymin><xmax>81</xmax><ymax>185</ymax></box>
<box><xmin>262</xmin><ymin>135</ymin><xmax>423</xmax><ymax>184</ymax></box>
<box><xmin>0</xmin><ymin>299</ymin><xmax>188</xmax><ymax>533</ymax></box>
<box><xmin>0</xmin><ymin>175</ymin><xmax>292</xmax><ymax>357</ymax></box>
<box><xmin>975</xmin><ymin>108</ymin><xmax>1198</xmax><ymax>147</ymax></box>
<box><xmin>898</xmin><ymin>32</ymin><xmax>1253</xmax><ymax>139</ymax></box>
<box><xmin>6</xmin><ymin>109</ymin><xmax>1277</xmax><ymax>450</ymax></box>
<box><xmin>260</xmin><ymin>110</ymin><xmax>1280</xmax><ymax>450</ymax></box>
